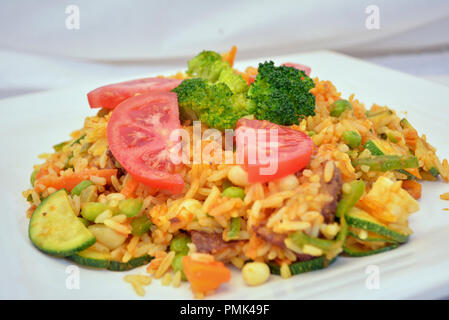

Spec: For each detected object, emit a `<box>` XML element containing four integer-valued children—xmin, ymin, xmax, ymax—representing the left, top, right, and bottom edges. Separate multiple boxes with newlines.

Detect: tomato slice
<box><xmin>107</xmin><ymin>91</ymin><xmax>184</xmax><ymax>194</ymax></box>
<box><xmin>88</xmin><ymin>77</ymin><xmax>182</xmax><ymax>109</ymax></box>
<box><xmin>235</xmin><ymin>119</ymin><xmax>314</xmax><ymax>183</ymax></box>
<box><xmin>282</xmin><ymin>62</ymin><xmax>311</xmax><ymax>76</ymax></box>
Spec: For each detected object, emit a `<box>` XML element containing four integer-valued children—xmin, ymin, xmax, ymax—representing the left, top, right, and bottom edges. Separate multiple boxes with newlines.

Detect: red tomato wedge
<box><xmin>281</xmin><ymin>62</ymin><xmax>311</xmax><ymax>76</ymax></box>
<box><xmin>88</xmin><ymin>77</ymin><xmax>182</xmax><ymax>109</ymax></box>
<box><xmin>107</xmin><ymin>91</ymin><xmax>184</xmax><ymax>194</ymax></box>
<box><xmin>235</xmin><ymin>119</ymin><xmax>314</xmax><ymax>183</ymax></box>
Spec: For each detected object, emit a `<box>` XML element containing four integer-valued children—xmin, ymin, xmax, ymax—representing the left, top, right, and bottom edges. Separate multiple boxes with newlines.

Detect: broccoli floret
<box><xmin>247</xmin><ymin>61</ymin><xmax>316</xmax><ymax>125</ymax></box>
<box><xmin>187</xmin><ymin>51</ymin><xmax>227</xmax><ymax>82</ymax></box>
<box><xmin>172</xmin><ymin>78</ymin><xmax>248</xmax><ymax>131</ymax></box>
<box><xmin>186</xmin><ymin>50</ymin><xmax>248</xmax><ymax>95</ymax></box>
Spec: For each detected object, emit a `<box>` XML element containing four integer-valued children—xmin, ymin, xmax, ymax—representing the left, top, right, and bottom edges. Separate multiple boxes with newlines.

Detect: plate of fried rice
<box><xmin>2</xmin><ymin>49</ymin><xmax>449</xmax><ymax>299</ymax></box>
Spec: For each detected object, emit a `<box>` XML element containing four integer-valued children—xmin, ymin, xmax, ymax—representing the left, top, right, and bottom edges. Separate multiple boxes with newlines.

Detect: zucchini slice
<box><xmin>343</xmin><ymin>240</ymin><xmax>398</xmax><ymax>257</ymax></box>
<box><xmin>108</xmin><ymin>255</ymin><xmax>153</xmax><ymax>271</ymax></box>
<box><xmin>67</xmin><ymin>248</ymin><xmax>111</xmax><ymax>268</ymax></box>
<box><xmin>29</xmin><ymin>189</ymin><xmax>96</xmax><ymax>257</ymax></box>
<box><xmin>67</xmin><ymin>250</ymin><xmax>152</xmax><ymax>271</ymax></box>
<box><xmin>348</xmin><ymin>227</ymin><xmax>397</xmax><ymax>243</ymax></box>
<box><xmin>269</xmin><ymin>256</ymin><xmax>335</xmax><ymax>276</ymax></box>
<box><xmin>345</xmin><ymin>208</ymin><xmax>409</xmax><ymax>243</ymax></box>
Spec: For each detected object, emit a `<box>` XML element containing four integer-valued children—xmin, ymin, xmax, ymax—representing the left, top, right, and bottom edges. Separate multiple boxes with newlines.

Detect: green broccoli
<box><xmin>186</xmin><ymin>50</ymin><xmax>248</xmax><ymax>95</ymax></box>
<box><xmin>247</xmin><ymin>61</ymin><xmax>316</xmax><ymax>125</ymax></box>
<box><xmin>172</xmin><ymin>78</ymin><xmax>249</xmax><ymax>131</ymax></box>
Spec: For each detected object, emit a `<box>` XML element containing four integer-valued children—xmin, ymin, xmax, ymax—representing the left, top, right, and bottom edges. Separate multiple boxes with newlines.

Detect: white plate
<box><xmin>1</xmin><ymin>51</ymin><xmax>449</xmax><ymax>300</ymax></box>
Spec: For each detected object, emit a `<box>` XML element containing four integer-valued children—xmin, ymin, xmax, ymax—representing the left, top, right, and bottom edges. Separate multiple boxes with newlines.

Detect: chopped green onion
<box><xmin>330</xmin><ymin>99</ymin><xmax>352</xmax><ymax>117</ymax></box>
<box><xmin>70</xmin><ymin>180</ymin><xmax>93</xmax><ymax>196</ymax></box>
<box><xmin>227</xmin><ymin>217</ymin><xmax>241</xmax><ymax>239</ymax></box>
<box><xmin>30</xmin><ymin>169</ymin><xmax>38</xmax><ymax>187</ymax></box>
<box><xmin>130</xmin><ymin>216</ymin><xmax>152</xmax><ymax>236</ymax></box>
<box><xmin>353</xmin><ymin>155</ymin><xmax>419</xmax><ymax>172</ymax></box>
<box><xmin>342</xmin><ymin>131</ymin><xmax>361</xmax><ymax>148</ymax></box>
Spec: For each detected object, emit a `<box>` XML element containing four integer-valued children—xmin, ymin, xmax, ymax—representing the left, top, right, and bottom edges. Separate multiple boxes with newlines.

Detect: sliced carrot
<box><xmin>222</xmin><ymin>45</ymin><xmax>237</xmax><ymax>67</ymax></box>
<box><xmin>121</xmin><ymin>175</ymin><xmax>139</xmax><ymax>198</ymax></box>
<box><xmin>182</xmin><ymin>256</ymin><xmax>231</xmax><ymax>293</ymax></box>
<box><xmin>402</xmin><ymin>180</ymin><xmax>422</xmax><ymax>200</ymax></box>
<box><xmin>35</xmin><ymin>169</ymin><xmax>117</xmax><ymax>192</ymax></box>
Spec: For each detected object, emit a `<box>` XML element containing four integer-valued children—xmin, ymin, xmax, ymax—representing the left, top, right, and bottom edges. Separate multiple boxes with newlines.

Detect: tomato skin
<box><xmin>88</xmin><ymin>77</ymin><xmax>182</xmax><ymax>109</ymax></box>
<box><xmin>236</xmin><ymin>119</ymin><xmax>314</xmax><ymax>183</ymax></box>
<box><xmin>282</xmin><ymin>62</ymin><xmax>311</xmax><ymax>76</ymax></box>
<box><xmin>107</xmin><ymin>91</ymin><xmax>184</xmax><ymax>194</ymax></box>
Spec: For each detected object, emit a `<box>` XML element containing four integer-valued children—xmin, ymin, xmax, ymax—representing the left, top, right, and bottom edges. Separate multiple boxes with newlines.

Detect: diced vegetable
<box><xmin>28</xmin><ymin>189</ymin><xmax>96</xmax><ymax>257</ymax></box>
<box><xmin>35</xmin><ymin>169</ymin><xmax>117</xmax><ymax>192</ymax></box>
<box><xmin>71</xmin><ymin>180</ymin><xmax>93</xmax><ymax>196</ymax></box>
<box><xmin>353</xmin><ymin>155</ymin><xmax>419</xmax><ymax>172</ymax></box>
<box><xmin>336</xmin><ymin>180</ymin><xmax>365</xmax><ymax>218</ymax></box>
<box><xmin>118</xmin><ymin>199</ymin><xmax>143</xmax><ymax>218</ymax></box>
<box><xmin>88</xmin><ymin>224</ymin><xmax>127</xmax><ymax>249</ymax></box>
<box><xmin>242</xmin><ymin>262</ymin><xmax>270</xmax><ymax>286</ymax></box>
<box><xmin>269</xmin><ymin>256</ymin><xmax>336</xmax><ymax>276</ymax></box>
<box><xmin>222</xmin><ymin>186</ymin><xmax>245</xmax><ymax>199</ymax></box>
<box><xmin>170</xmin><ymin>234</ymin><xmax>191</xmax><ymax>255</ymax></box>
<box><xmin>81</xmin><ymin>202</ymin><xmax>110</xmax><ymax>222</ymax></box>
<box><xmin>345</xmin><ymin>207</ymin><xmax>409</xmax><ymax>243</ymax></box>
<box><xmin>227</xmin><ymin>217</ymin><xmax>241</xmax><ymax>240</ymax></box>
<box><xmin>429</xmin><ymin>167</ymin><xmax>439</xmax><ymax>177</ymax></box>
<box><xmin>343</xmin><ymin>239</ymin><xmax>398</xmax><ymax>257</ymax></box>
<box><xmin>30</xmin><ymin>169</ymin><xmax>38</xmax><ymax>187</ymax></box>
<box><xmin>120</xmin><ymin>176</ymin><xmax>139</xmax><ymax>198</ymax></box>
<box><xmin>182</xmin><ymin>256</ymin><xmax>231</xmax><ymax>293</ymax></box>
<box><xmin>172</xmin><ymin>253</ymin><xmax>187</xmax><ymax>281</ymax></box>
<box><xmin>288</xmin><ymin>231</ymin><xmax>335</xmax><ymax>253</ymax></box>
<box><xmin>342</xmin><ymin>131</ymin><xmax>361</xmax><ymax>149</ymax></box>
<box><xmin>78</xmin><ymin>217</ymin><xmax>90</xmax><ymax>227</ymax></box>
<box><xmin>348</xmin><ymin>227</ymin><xmax>397</xmax><ymax>243</ymax></box>
<box><xmin>330</xmin><ymin>99</ymin><xmax>352</xmax><ymax>117</ymax></box>
<box><xmin>130</xmin><ymin>215</ymin><xmax>152</xmax><ymax>236</ymax></box>
<box><xmin>401</xmin><ymin>180</ymin><xmax>422</xmax><ymax>200</ymax></box>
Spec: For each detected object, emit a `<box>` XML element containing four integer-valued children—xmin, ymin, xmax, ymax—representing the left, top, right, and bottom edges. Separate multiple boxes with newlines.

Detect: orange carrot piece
<box><xmin>222</xmin><ymin>45</ymin><xmax>237</xmax><ymax>68</ymax></box>
<box><xmin>35</xmin><ymin>169</ymin><xmax>117</xmax><ymax>192</ymax></box>
<box><xmin>182</xmin><ymin>256</ymin><xmax>231</xmax><ymax>293</ymax></box>
<box><xmin>121</xmin><ymin>176</ymin><xmax>139</xmax><ymax>198</ymax></box>
<box><xmin>404</xmin><ymin>168</ymin><xmax>421</xmax><ymax>180</ymax></box>
<box><xmin>402</xmin><ymin>180</ymin><xmax>422</xmax><ymax>200</ymax></box>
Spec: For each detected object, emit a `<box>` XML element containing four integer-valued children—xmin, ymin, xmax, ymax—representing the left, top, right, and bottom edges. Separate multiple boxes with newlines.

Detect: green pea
<box><xmin>342</xmin><ymin>131</ymin><xmax>361</xmax><ymax>148</ymax></box>
<box><xmin>118</xmin><ymin>199</ymin><xmax>143</xmax><ymax>218</ymax></box>
<box><xmin>71</xmin><ymin>180</ymin><xmax>93</xmax><ymax>196</ymax></box>
<box><xmin>131</xmin><ymin>215</ymin><xmax>152</xmax><ymax>236</ymax></box>
<box><xmin>30</xmin><ymin>169</ymin><xmax>38</xmax><ymax>187</ymax></box>
<box><xmin>307</xmin><ymin>131</ymin><xmax>316</xmax><ymax>137</ymax></box>
<box><xmin>330</xmin><ymin>99</ymin><xmax>352</xmax><ymax>117</ymax></box>
<box><xmin>172</xmin><ymin>253</ymin><xmax>187</xmax><ymax>281</ymax></box>
<box><xmin>222</xmin><ymin>186</ymin><xmax>245</xmax><ymax>200</ymax></box>
<box><xmin>170</xmin><ymin>234</ymin><xmax>191</xmax><ymax>254</ymax></box>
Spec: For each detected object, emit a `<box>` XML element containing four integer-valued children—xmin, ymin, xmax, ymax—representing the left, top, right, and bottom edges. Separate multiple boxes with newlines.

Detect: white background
<box><xmin>1</xmin><ymin>0</ymin><xmax>449</xmax><ymax>98</ymax></box>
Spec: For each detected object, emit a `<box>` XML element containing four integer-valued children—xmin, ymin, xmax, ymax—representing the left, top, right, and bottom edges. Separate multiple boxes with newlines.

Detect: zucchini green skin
<box><xmin>343</xmin><ymin>242</ymin><xmax>398</xmax><ymax>257</ymax></box>
<box><xmin>108</xmin><ymin>255</ymin><xmax>153</xmax><ymax>271</ymax></box>
<box><xmin>29</xmin><ymin>189</ymin><xmax>96</xmax><ymax>257</ymax></box>
<box><xmin>345</xmin><ymin>209</ymin><xmax>409</xmax><ymax>243</ymax></box>
<box><xmin>269</xmin><ymin>256</ymin><xmax>336</xmax><ymax>276</ymax></box>
<box><xmin>67</xmin><ymin>250</ymin><xmax>110</xmax><ymax>268</ymax></box>
<box><xmin>347</xmin><ymin>230</ymin><xmax>397</xmax><ymax>243</ymax></box>
<box><xmin>67</xmin><ymin>252</ymin><xmax>152</xmax><ymax>271</ymax></box>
